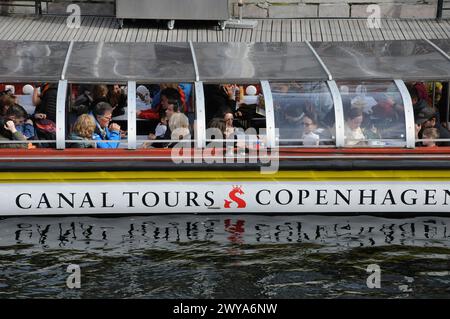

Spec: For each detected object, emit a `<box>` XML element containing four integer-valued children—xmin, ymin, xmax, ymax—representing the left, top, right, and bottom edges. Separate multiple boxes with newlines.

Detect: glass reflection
<box><xmin>272</xmin><ymin>81</ymin><xmax>335</xmax><ymax>147</ymax></box>
<box><xmin>338</xmin><ymin>81</ymin><xmax>406</xmax><ymax>147</ymax></box>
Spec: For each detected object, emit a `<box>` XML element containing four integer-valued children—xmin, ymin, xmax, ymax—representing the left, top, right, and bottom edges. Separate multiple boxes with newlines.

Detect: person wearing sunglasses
<box><xmin>301</xmin><ymin>111</ymin><xmax>321</xmax><ymax>146</ymax></box>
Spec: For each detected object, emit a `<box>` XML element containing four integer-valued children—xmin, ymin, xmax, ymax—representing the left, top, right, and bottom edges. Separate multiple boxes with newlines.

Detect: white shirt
<box><xmin>155</xmin><ymin>123</ymin><xmax>167</xmax><ymax>138</ymax></box>
<box><xmin>344</xmin><ymin>124</ymin><xmax>366</xmax><ymax>146</ymax></box>
<box><xmin>302</xmin><ymin>131</ymin><xmax>320</xmax><ymax>146</ymax></box>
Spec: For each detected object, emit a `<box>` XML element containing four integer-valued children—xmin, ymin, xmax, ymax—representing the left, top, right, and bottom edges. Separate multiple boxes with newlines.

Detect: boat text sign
<box><xmin>1</xmin><ymin>181</ymin><xmax>450</xmax><ymax>215</ymax></box>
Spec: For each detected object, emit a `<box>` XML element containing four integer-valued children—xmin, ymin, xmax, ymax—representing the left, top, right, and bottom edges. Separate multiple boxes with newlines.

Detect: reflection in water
<box><xmin>0</xmin><ymin>215</ymin><xmax>449</xmax><ymax>298</ymax></box>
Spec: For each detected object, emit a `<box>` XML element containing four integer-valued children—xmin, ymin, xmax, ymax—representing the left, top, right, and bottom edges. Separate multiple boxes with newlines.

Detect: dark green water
<box><xmin>0</xmin><ymin>215</ymin><xmax>449</xmax><ymax>298</ymax></box>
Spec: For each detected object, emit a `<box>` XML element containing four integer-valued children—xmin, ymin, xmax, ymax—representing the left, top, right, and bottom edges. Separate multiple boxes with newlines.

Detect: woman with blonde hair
<box><xmin>69</xmin><ymin>114</ymin><xmax>97</xmax><ymax>148</ymax></box>
<box><xmin>169</xmin><ymin>112</ymin><xmax>190</xmax><ymax>142</ymax></box>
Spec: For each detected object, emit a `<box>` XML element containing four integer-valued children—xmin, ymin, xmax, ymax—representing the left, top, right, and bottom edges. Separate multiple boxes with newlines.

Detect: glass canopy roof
<box><xmin>0</xmin><ymin>41</ymin><xmax>70</xmax><ymax>82</ymax></box>
<box><xmin>2</xmin><ymin>40</ymin><xmax>450</xmax><ymax>82</ymax></box>
<box><xmin>311</xmin><ymin>40</ymin><xmax>450</xmax><ymax>81</ymax></box>
<box><xmin>192</xmin><ymin>42</ymin><xmax>329</xmax><ymax>82</ymax></box>
<box><xmin>65</xmin><ymin>42</ymin><xmax>196</xmax><ymax>83</ymax></box>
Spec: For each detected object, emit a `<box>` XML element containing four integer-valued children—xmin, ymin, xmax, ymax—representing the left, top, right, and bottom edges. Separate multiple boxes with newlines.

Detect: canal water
<box><xmin>0</xmin><ymin>215</ymin><xmax>449</xmax><ymax>298</ymax></box>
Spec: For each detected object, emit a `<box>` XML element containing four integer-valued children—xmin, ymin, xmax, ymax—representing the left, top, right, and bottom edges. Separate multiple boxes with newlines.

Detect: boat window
<box><xmin>271</xmin><ymin>81</ymin><xmax>336</xmax><ymax>147</ymax></box>
<box><xmin>67</xmin><ymin>83</ymin><xmax>128</xmax><ymax>149</ymax></box>
<box><xmin>337</xmin><ymin>81</ymin><xmax>406</xmax><ymax>147</ymax></box>
<box><xmin>203</xmin><ymin>83</ymin><xmax>266</xmax><ymax>149</ymax></box>
<box><xmin>406</xmin><ymin>81</ymin><xmax>450</xmax><ymax>147</ymax></box>
<box><xmin>0</xmin><ymin>82</ymin><xmax>58</xmax><ymax>149</ymax></box>
<box><xmin>136</xmin><ymin>83</ymin><xmax>195</xmax><ymax>149</ymax></box>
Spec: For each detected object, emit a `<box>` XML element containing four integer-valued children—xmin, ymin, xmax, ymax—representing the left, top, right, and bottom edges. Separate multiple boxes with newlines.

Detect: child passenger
<box><xmin>422</xmin><ymin>128</ymin><xmax>439</xmax><ymax>148</ymax></box>
<box><xmin>69</xmin><ymin>114</ymin><xmax>97</xmax><ymax>148</ymax></box>
<box><xmin>154</xmin><ymin>114</ymin><xmax>168</xmax><ymax>139</ymax></box>
<box><xmin>302</xmin><ymin>111</ymin><xmax>320</xmax><ymax>146</ymax></box>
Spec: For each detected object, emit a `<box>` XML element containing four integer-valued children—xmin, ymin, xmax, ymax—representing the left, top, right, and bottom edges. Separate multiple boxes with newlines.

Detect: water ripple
<box><xmin>0</xmin><ymin>215</ymin><xmax>449</xmax><ymax>298</ymax></box>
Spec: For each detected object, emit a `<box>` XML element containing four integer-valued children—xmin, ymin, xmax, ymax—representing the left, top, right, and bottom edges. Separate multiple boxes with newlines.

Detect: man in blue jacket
<box><xmin>91</xmin><ymin>102</ymin><xmax>121</xmax><ymax>149</ymax></box>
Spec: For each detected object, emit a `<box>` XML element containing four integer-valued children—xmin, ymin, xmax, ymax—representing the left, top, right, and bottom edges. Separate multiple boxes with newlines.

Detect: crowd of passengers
<box><xmin>0</xmin><ymin>83</ymin><xmax>60</xmax><ymax>149</ymax></box>
<box><xmin>274</xmin><ymin>81</ymin><xmax>450</xmax><ymax>147</ymax></box>
<box><xmin>0</xmin><ymin>81</ymin><xmax>448</xmax><ymax>149</ymax></box>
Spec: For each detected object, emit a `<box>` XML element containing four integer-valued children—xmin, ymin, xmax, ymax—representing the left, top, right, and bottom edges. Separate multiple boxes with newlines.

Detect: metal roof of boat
<box><xmin>192</xmin><ymin>42</ymin><xmax>329</xmax><ymax>82</ymax></box>
<box><xmin>311</xmin><ymin>40</ymin><xmax>450</xmax><ymax>81</ymax></box>
<box><xmin>0</xmin><ymin>41</ymin><xmax>69</xmax><ymax>82</ymax></box>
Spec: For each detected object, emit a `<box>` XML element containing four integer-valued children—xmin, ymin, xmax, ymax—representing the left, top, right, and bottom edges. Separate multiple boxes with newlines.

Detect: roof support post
<box><xmin>423</xmin><ymin>38</ymin><xmax>450</xmax><ymax>61</ymax></box>
<box><xmin>395</xmin><ymin>79</ymin><xmax>416</xmax><ymax>149</ymax></box>
<box><xmin>189</xmin><ymin>41</ymin><xmax>200</xmax><ymax>82</ymax></box>
<box><xmin>56</xmin><ymin>79</ymin><xmax>68</xmax><ymax>150</ymax></box>
<box><xmin>260</xmin><ymin>80</ymin><xmax>276</xmax><ymax>148</ymax></box>
<box><xmin>194</xmin><ymin>81</ymin><xmax>206</xmax><ymax>148</ymax></box>
<box><xmin>61</xmin><ymin>41</ymin><xmax>74</xmax><ymax>81</ymax></box>
<box><xmin>305</xmin><ymin>41</ymin><xmax>333</xmax><ymax>81</ymax></box>
<box><xmin>127</xmin><ymin>81</ymin><xmax>137</xmax><ymax>150</ymax></box>
<box><xmin>327</xmin><ymin>80</ymin><xmax>345</xmax><ymax>148</ymax></box>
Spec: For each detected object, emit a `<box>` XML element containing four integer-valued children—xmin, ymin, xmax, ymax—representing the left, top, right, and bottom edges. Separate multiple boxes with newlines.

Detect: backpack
<box><xmin>35</xmin><ymin>119</ymin><xmax>57</xmax><ymax>147</ymax></box>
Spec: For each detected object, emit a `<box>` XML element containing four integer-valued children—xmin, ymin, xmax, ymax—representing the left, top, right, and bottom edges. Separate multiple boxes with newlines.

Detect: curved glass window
<box><xmin>204</xmin><ymin>83</ymin><xmax>266</xmax><ymax>147</ymax></box>
<box><xmin>135</xmin><ymin>82</ymin><xmax>195</xmax><ymax>149</ymax></box>
<box><xmin>272</xmin><ymin>82</ymin><xmax>335</xmax><ymax>147</ymax></box>
<box><xmin>0</xmin><ymin>82</ymin><xmax>59</xmax><ymax>149</ymax></box>
<box><xmin>68</xmin><ymin>83</ymin><xmax>128</xmax><ymax>149</ymax></box>
<box><xmin>337</xmin><ymin>81</ymin><xmax>406</xmax><ymax>147</ymax></box>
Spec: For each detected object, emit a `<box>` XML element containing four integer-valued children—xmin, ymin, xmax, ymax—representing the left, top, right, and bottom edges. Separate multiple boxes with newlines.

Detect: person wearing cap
<box><xmin>415</xmin><ymin>107</ymin><xmax>450</xmax><ymax>146</ymax></box>
<box><xmin>136</xmin><ymin>85</ymin><xmax>152</xmax><ymax>111</ymax></box>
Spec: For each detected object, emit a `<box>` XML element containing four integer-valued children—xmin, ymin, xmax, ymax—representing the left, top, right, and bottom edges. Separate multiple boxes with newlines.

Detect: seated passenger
<box><xmin>0</xmin><ymin>93</ymin><xmax>16</xmax><ymax>116</ymax></box>
<box><xmin>144</xmin><ymin>102</ymin><xmax>180</xmax><ymax>148</ymax></box>
<box><xmin>224</xmin><ymin>111</ymin><xmax>235</xmax><ymax>139</ymax></box>
<box><xmin>302</xmin><ymin>111</ymin><xmax>320</xmax><ymax>146</ymax></box>
<box><xmin>14</xmin><ymin>104</ymin><xmax>36</xmax><ymax>140</ymax></box>
<box><xmin>92</xmin><ymin>84</ymin><xmax>109</xmax><ymax>108</ymax></box>
<box><xmin>151</xmin><ymin>84</ymin><xmax>192</xmax><ymax>113</ymax></box>
<box><xmin>422</xmin><ymin>128</ymin><xmax>439</xmax><ymax>148</ymax></box>
<box><xmin>344</xmin><ymin>108</ymin><xmax>366</xmax><ymax>146</ymax></box>
<box><xmin>71</xmin><ymin>85</ymin><xmax>94</xmax><ymax>116</ymax></box>
<box><xmin>138</xmin><ymin>87</ymin><xmax>181</xmax><ymax>120</ymax></box>
<box><xmin>33</xmin><ymin>83</ymin><xmax>58</xmax><ymax>123</ymax></box>
<box><xmin>277</xmin><ymin>105</ymin><xmax>303</xmax><ymax>143</ymax></box>
<box><xmin>108</xmin><ymin>84</ymin><xmax>127</xmax><ymax>117</ymax></box>
<box><xmin>91</xmin><ymin>84</ymin><xmax>126</xmax><ymax>117</ymax></box>
<box><xmin>415</xmin><ymin>106</ymin><xmax>450</xmax><ymax>146</ymax></box>
<box><xmin>169</xmin><ymin>112</ymin><xmax>190</xmax><ymax>144</ymax></box>
<box><xmin>91</xmin><ymin>102</ymin><xmax>121</xmax><ymax>149</ymax></box>
<box><xmin>408</xmin><ymin>84</ymin><xmax>431</xmax><ymax>116</ymax></box>
<box><xmin>372</xmin><ymin>95</ymin><xmax>396</xmax><ymax>119</ymax></box>
<box><xmin>136</xmin><ymin>85</ymin><xmax>152</xmax><ymax>111</ymax></box>
<box><xmin>143</xmin><ymin>111</ymin><xmax>188</xmax><ymax>149</ymax></box>
<box><xmin>204</xmin><ymin>84</ymin><xmax>238</xmax><ymax>123</ymax></box>
<box><xmin>69</xmin><ymin>114</ymin><xmax>96</xmax><ymax>148</ymax></box>
<box><xmin>413</xmin><ymin>82</ymin><xmax>431</xmax><ymax>107</ymax></box>
<box><xmin>208</xmin><ymin>117</ymin><xmax>227</xmax><ymax>140</ymax></box>
<box><xmin>154</xmin><ymin>114</ymin><xmax>168</xmax><ymax>140</ymax></box>
<box><xmin>0</xmin><ymin>105</ymin><xmax>28</xmax><ymax>149</ymax></box>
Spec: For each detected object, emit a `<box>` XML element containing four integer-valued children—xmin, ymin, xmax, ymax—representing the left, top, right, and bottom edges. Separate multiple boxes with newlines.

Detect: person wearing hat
<box><xmin>415</xmin><ymin>106</ymin><xmax>450</xmax><ymax>146</ymax></box>
<box><xmin>136</xmin><ymin>85</ymin><xmax>152</xmax><ymax>111</ymax></box>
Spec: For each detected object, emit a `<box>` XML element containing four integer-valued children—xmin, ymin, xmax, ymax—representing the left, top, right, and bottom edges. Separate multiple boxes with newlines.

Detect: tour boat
<box><xmin>1</xmin><ymin>39</ymin><xmax>450</xmax><ymax>216</ymax></box>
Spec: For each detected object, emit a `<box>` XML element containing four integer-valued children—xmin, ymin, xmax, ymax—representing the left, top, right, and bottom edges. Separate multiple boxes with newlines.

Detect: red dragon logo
<box><xmin>224</xmin><ymin>186</ymin><xmax>247</xmax><ymax>209</ymax></box>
